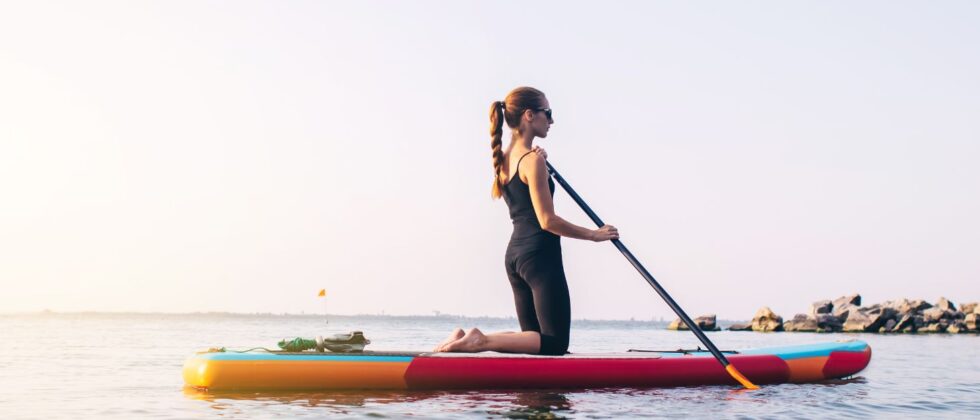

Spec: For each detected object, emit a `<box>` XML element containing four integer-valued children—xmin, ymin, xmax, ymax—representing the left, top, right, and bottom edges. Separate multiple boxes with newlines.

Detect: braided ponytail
<box><xmin>489</xmin><ymin>100</ymin><xmax>506</xmax><ymax>199</ymax></box>
<box><xmin>488</xmin><ymin>87</ymin><xmax>546</xmax><ymax>199</ymax></box>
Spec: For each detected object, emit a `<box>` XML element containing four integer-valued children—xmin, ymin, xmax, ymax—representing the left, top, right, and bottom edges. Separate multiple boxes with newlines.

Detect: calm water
<box><xmin>1</xmin><ymin>313</ymin><xmax>977</xmax><ymax>419</ymax></box>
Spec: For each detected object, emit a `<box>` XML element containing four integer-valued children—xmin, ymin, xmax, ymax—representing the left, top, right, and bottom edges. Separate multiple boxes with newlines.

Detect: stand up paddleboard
<box><xmin>183</xmin><ymin>339</ymin><xmax>871</xmax><ymax>391</ymax></box>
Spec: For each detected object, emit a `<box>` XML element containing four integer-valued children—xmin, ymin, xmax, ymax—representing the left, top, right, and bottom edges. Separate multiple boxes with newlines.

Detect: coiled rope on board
<box><xmin>201</xmin><ymin>331</ymin><xmax>370</xmax><ymax>354</ymax></box>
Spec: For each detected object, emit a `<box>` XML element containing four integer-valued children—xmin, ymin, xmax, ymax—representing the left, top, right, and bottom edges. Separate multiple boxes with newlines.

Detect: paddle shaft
<box><xmin>545</xmin><ymin>162</ymin><xmax>733</xmax><ymax>368</ymax></box>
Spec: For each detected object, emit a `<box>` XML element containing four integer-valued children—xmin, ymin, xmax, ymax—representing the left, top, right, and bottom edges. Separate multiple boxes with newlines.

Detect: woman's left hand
<box><xmin>532</xmin><ymin>145</ymin><xmax>548</xmax><ymax>160</ymax></box>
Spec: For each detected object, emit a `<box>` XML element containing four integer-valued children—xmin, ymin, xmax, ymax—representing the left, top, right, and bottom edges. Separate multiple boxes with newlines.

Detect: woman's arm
<box><xmin>523</xmin><ymin>152</ymin><xmax>619</xmax><ymax>242</ymax></box>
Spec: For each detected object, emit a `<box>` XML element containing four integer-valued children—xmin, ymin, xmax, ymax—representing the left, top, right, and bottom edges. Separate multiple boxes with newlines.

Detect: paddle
<box><xmin>545</xmin><ymin>161</ymin><xmax>760</xmax><ymax>390</ymax></box>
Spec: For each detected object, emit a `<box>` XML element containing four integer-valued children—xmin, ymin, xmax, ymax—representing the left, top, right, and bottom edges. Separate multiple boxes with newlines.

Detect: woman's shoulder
<box><xmin>518</xmin><ymin>151</ymin><xmax>546</xmax><ymax>181</ymax></box>
<box><xmin>517</xmin><ymin>149</ymin><xmax>543</xmax><ymax>165</ymax></box>
<box><xmin>521</xmin><ymin>150</ymin><xmax>544</xmax><ymax>165</ymax></box>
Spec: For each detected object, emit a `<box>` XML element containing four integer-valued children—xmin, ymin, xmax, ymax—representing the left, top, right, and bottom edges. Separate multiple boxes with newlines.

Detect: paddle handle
<box><xmin>545</xmin><ymin>161</ymin><xmax>758</xmax><ymax>389</ymax></box>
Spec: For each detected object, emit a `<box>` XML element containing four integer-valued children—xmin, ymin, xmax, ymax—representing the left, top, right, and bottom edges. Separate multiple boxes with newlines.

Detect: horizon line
<box><xmin>0</xmin><ymin>309</ymin><xmax>753</xmax><ymax>323</ymax></box>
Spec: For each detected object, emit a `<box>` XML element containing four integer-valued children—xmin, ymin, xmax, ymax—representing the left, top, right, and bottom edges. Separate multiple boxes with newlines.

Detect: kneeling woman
<box><xmin>434</xmin><ymin>87</ymin><xmax>618</xmax><ymax>355</ymax></box>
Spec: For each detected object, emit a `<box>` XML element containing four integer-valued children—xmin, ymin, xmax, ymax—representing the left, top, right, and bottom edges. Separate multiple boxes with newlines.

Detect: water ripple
<box><xmin>1</xmin><ymin>313</ymin><xmax>977</xmax><ymax>419</ymax></box>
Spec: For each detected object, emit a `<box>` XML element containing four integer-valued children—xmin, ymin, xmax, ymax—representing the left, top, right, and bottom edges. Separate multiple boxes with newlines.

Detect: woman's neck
<box><xmin>510</xmin><ymin>131</ymin><xmax>534</xmax><ymax>151</ymax></box>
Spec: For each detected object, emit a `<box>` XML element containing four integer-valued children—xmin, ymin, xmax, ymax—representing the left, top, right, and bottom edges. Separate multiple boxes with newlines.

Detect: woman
<box><xmin>434</xmin><ymin>87</ymin><xmax>619</xmax><ymax>355</ymax></box>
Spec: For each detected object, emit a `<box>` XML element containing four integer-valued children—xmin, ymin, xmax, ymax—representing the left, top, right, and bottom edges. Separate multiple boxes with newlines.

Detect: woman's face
<box><xmin>525</xmin><ymin>98</ymin><xmax>553</xmax><ymax>139</ymax></box>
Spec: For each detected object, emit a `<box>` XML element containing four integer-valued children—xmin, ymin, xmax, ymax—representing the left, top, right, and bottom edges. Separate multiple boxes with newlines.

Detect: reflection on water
<box><xmin>184</xmin><ymin>387</ymin><xmax>438</xmax><ymax>406</ymax></box>
<box><xmin>182</xmin><ymin>377</ymin><xmax>872</xmax><ymax>419</ymax></box>
<box><xmin>185</xmin><ymin>387</ymin><xmax>575</xmax><ymax>418</ymax></box>
<box><xmin>501</xmin><ymin>392</ymin><xmax>573</xmax><ymax>418</ymax></box>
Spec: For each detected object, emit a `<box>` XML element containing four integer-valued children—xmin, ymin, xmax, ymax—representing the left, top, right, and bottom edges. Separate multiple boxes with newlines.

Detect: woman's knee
<box><xmin>538</xmin><ymin>333</ymin><xmax>569</xmax><ymax>356</ymax></box>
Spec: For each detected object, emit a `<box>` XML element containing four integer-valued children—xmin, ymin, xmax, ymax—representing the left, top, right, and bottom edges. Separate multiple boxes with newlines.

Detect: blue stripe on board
<box><xmin>740</xmin><ymin>340</ymin><xmax>868</xmax><ymax>360</ymax></box>
<box><xmin>647</xmin><ymin>340</ymin><xmax>868</xmax><ymax>360</ymax></box>
<box><xmin>198</xmin><ymin>353</ymin><xmax>414</xmax><ymax>362</ymax></box>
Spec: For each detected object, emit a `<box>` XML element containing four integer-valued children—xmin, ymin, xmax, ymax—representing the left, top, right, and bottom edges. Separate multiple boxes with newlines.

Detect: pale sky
<box><xmin>2</xmin><ymin>1</ymin><xmax>978</xmax><ymax>320</ymax></box>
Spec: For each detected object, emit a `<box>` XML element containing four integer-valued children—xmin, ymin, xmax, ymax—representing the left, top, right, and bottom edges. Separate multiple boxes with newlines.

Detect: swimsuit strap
<box><xmin>513</xmin><ymin>150</ymin><xmax>535</xmax><ymax>180</ymax></box>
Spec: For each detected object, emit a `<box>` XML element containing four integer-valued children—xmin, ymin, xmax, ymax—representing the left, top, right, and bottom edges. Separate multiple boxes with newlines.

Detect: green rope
<box><xmin>204</xmin><ymin>347</ymin><xmax>277</xmax><ymax>353</ymax></box>
<box><xmin>202</xmin><ymin>333</ymin><xmax>367</xmax><ymax>354</ymax></box>
<box><xmin>278</xmin><ymin>337</ymin><xmax>318</xmax><ymax>352</ymax></box>
<box><xmin>228</xmin><ymin>347</ymin><xmax>278</xmax><ymax>353</ymax></box>
<box><xmin>200</xmin><ymin>338</ymin><xmax>315</xmax><ymax>354</ymax></box>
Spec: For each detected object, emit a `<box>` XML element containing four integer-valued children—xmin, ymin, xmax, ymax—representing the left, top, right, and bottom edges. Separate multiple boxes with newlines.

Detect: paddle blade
<box><xmin>725</xmin><ymin>364</ymin><xmax>760</xmax><ymax>390</ymax></box>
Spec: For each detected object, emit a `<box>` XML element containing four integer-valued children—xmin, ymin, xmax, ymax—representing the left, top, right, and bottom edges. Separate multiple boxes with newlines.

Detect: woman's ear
<box><xmin>523</xmin><ymin>109</ymin><xmax>534</xmax><ymax>122</ymax></box>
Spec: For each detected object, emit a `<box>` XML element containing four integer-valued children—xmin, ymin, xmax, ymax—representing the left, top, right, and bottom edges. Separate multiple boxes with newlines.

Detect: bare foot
<box><xmin>440</xmin><ymin>328</ymin><xmax>488</xmax><ymax>353</ymax></box>
<box><xmin>432</xmin><ymin>328</ymin><xmax>465</xmax><ymax>351</ymax></box>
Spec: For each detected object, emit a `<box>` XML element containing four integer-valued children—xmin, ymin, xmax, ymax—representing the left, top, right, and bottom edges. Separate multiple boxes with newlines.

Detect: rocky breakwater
<box><xmin>714</xmin><ymin>307</ymin><xmax>785</xmax><ymax>332</ymax></box>
<box><xmin>749</xmin><ymin>295</ymin><xmax>978</xmax><ymax>334</ymax></box>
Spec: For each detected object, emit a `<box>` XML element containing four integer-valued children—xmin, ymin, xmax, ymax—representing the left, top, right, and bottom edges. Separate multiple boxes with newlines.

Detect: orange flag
<box><xmin>318</xmin><ymin>289</ymin><xmax>326</xmax><ymax>297</ymax></box>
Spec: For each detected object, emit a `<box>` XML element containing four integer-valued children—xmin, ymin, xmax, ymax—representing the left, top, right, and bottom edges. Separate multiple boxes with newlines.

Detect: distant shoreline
<box><xmin>3</xmin><ymin>310</ymin><xmax>733</xmax><ymax>325</ymax></box>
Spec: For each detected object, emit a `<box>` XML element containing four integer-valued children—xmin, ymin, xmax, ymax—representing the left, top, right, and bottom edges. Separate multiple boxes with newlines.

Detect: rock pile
<box><xmin>667</xmin><ymin>314</ymin><xmax>719</xmax><ymax>331</ymax></box>
<box><xmin>751</xmin><ymin>307</ymin><xmax>783</xmax><ymax>332</ymax></box>
<box><xmin>727</xmin><ymin>295</ymin><xmax>979</xmax><ymax>334</ymax></box>
<box><xmin>719</xmin><ymin>307</ymin><xmax>786</xmax><ymax>332</ymax></box>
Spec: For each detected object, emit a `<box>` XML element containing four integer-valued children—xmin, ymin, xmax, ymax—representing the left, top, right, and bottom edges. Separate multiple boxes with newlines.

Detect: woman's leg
<box><xmin>434</xmin><ymin>256</ymin><xmax>544</xmax><ymax>353</ymax></box>
<box><xmin>436</xmin><ymin>248</ymin><xmax>568</xmax><ymax>354</ymax></box>
<box><xmin>521</xmin><ymin>246</ymin><xmax>571</xmax><ymax>355</ymax></box>
<box><xmin>507</xmin><ymin>254</ymin><xmax>542</xmax><ymax>333</ymax></box>
<box><xmin>435</xmin><ymin>245</ymin><xmax>572</xmax><ymax>355</ymax></box>
<box><xmin>437</xmin><ymin>328</ymin><xmax>541</xmax><ymax>353</ymax></box>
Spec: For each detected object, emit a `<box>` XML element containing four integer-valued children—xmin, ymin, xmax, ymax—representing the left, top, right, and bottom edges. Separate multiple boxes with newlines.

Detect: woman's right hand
<box><xmin>590</xmin><ymin>225</ymin><xmax>619</xmax><ymax>242</ymax></box>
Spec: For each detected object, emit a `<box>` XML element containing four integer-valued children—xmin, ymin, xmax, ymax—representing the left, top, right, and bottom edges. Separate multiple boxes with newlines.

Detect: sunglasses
<box><xmin>534</xmin><ymin>108</ymin><xmax>553</xmax><ymax>121</ymax></box>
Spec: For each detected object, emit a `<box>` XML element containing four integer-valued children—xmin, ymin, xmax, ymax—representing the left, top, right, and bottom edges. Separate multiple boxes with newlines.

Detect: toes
<box><xmin>443</xmin><ymin>337</ymin><xmax>468</xmax><ymax>352</ymax></box>
<box><xmin>435</xmin><ymin>328</ymin><xmax>485</xmax><ymax>353</ymax></box>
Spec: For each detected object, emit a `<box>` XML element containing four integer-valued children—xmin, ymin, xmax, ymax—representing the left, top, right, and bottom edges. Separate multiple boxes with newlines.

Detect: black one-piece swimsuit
<box><xmin>502</xmin><ymin>151</ymin><xmax>570</xmax><ymax>356</ymax></box>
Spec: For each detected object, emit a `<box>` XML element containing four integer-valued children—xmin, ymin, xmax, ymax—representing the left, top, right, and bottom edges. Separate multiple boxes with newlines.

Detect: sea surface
<box><xmin>1</xmin><ymin>312</ymin><xmax>977</xmax><ymax>419</ymax></box>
